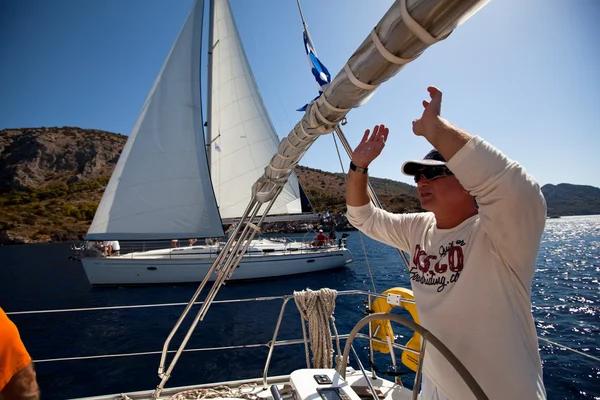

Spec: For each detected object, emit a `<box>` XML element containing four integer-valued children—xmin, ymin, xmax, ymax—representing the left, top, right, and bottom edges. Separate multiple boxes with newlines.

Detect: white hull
<box><xmin>81</xmin><ymin>241</ymin><xmax>353</xmax><ymax>285</ymax></box>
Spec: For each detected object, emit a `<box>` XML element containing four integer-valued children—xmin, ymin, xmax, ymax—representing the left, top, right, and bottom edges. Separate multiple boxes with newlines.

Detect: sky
<box><xmin>1</xmin><ymin>0</ymin><xmax>599</xmax><ymax>188</ymax></box>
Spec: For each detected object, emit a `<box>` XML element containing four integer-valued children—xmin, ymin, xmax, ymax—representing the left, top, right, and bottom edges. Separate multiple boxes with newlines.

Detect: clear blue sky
<box><xmin>1</xmin><ymin>0</ymin><xmax>599</xmax><ymax>188</ymax></box>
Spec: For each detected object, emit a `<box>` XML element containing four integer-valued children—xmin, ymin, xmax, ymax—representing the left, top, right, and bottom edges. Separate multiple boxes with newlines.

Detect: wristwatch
<box><xmin>349</xmin><ymin>161</ymin><xmax>368</xmax><ymax>174</ymax></box>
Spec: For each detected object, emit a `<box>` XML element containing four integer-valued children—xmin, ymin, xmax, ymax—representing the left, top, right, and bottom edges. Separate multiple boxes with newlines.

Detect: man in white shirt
<box><xmin>102</xmin><ymin>240</ymin><xmax>120</xmax><ymax>256</ymax></box>
<box><xmin>109</xmin><ymin>240</ymin><xmax>120</xmax><ymax>256</ymax></box>
<box><xmin>346</xmin><ymin>86</ymin><xmax>547</xmax><ymax>399</ymax></box>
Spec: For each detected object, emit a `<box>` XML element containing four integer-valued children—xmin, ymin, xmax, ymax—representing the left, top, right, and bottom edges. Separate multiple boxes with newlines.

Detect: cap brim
<box><xmin>401</xmin><ymin>159</ymin><xmax>446</xmax><ymax>176</ymax></box>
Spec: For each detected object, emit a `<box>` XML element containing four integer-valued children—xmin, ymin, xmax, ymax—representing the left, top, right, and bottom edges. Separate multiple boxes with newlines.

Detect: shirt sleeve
<box><xmin>346</xmin><ymin>201</ymin><xmax>425</xmax><ymax>253</ymax></box>
<box><xmin>0</xmin><ymin>308</ymin><xmax>32</xmax><ymax>391</ymax></box>
<box><xmin>447</xmin><ymin>136</ymin><xmax>546</xmax><ymax>287</ymax></box>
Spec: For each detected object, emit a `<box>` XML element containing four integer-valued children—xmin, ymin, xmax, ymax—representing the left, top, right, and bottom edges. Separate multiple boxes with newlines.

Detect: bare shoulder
<box><xmin>0</xmin><ymin>362</ymin><xmax>40</xmax><ymax>400</ymax></box>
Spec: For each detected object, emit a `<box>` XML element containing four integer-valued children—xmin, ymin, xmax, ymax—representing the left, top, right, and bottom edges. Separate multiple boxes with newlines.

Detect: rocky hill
<box><xmin>0</xmin><ymin>127</ymin><xmax>423</xmax><ymax>244</ymax></box>
<box><xmin>541</xmin><ymin>183</ymin><xmax>600</xmax><ymax>217</ymax></box>
<box><xmin>0</xmin><ymin>127</ymin><xmax>128</xmax><ymax>244</ymax></box>
<box><xmin>0</xmin><ymin>127</ymin><xmax>598</xmax><ymax>244</ymax></box>
<box><xmin>296</xmin><ymin>165</ymin><xmax>421</xmax><ymax>214</ymax></box>
<box><xmin>0</xmin><ymin>127</ymin><xmax>127</xmax><ymax>192</ymax></box>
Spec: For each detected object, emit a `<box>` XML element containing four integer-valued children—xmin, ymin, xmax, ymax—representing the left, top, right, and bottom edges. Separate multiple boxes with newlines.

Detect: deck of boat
<box><xmin>74</xmin><ymin>368</ymin><xmax>414</xmax><ymax>400</ymax></box>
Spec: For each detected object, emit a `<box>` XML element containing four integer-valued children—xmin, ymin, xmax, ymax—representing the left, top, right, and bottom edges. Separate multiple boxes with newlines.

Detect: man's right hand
<box><xmin>351</xmin><ymin>124</ymin><xmax>389</xmax><ymax>168</ymax></box>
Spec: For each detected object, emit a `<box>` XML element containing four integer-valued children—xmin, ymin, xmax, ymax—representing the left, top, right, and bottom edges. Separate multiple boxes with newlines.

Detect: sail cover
<box><xmin>208</xmin><ymin>0</ymin><xmax>302</xmax><ymax>220</ymax></box>
<box><xmin>87</xmin><ymin>0</ymin><xmax>224</xmax><ymax>241</ymax></box>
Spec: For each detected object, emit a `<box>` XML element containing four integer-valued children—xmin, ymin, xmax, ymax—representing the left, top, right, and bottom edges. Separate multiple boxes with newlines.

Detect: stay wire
<box><xmin>332</xmin><ymin>131</ymin><xmax>377</xmax><ymax>294</ymax></box>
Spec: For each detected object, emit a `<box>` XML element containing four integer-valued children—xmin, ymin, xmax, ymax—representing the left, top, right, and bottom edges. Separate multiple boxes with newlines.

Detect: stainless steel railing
<box><xmin>12</xmin><ymin>290</ymin><xmax>417</xmax><ymax>391</ymax></box>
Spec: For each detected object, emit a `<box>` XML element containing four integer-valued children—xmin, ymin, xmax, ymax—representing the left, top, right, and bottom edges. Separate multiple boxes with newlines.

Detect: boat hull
<box><xmin>81</xmin><ymin>248</ymin><xmax>353</xmax><ymax>285</ymax></box>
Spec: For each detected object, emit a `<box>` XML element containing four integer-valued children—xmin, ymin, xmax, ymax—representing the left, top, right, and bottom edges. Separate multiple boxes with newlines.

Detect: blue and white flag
<box><xmin>298</xmin><ymin>29</ymin><xmax>331</xmax><ymax>111</ymax></box>
<box><xmin>304</xmin><ymin>30</ymin><xmax>330</xmax><ymax>93</ymax></box>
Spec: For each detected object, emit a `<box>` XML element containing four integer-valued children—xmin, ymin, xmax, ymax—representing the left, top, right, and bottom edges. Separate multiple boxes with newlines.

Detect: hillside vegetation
<box><xmin>1</xmin><ymin>126</ymin><xmax>598</xmax><ymax>244</ymax></box>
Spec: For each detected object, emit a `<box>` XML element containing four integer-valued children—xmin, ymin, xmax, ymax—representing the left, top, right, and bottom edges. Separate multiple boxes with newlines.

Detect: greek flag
<box><xmin>298</xmin><ymin>30</ymin><xmax>331</xmax><ymax>111</ymax></box>
<box><xmin>304</xmin><ymin>31</ymin><xmax>330</xmax><ymax>93</ymax></box>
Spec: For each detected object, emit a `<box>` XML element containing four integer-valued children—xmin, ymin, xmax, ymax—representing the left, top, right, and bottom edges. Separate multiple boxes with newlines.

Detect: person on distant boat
<box><xmin>346</xmin><ymin>87</ymin><xmax>546</xmax><ymax>400</ymax></box>
<box><xmin>0</xmin><ymin>308</ymin><xmax>40</xmax><ymax>400</ymax></box>
<box><xmin>109</xmin><ymin>240</ymin><xmax>120</xmax><ymax>256</ymax></box>
<box><xmin>170</xmin><ymin>239</ymin><xmax>178</xmax><ymax>248</ymax></box>
<box><xmin>102</xmin><ymin>240</ymin><xmax>120</xmax><ymax>256</ymax></box>
<box><xmin>189</xmin><ymin>238</ymin><xmax>197</xmax><ymax>246</ymax></box>
<box><xmin>313</xmin><ymin>229</ymin><xmax>327</xmax><ymax>246</ymax></box>
<box><xmin>102</xmin><ymin>240</ymin><xmax>111</xmax><ymax>256</ymax></box>
<box><xmin>328</xmin><ymin>230</ymin><xmax>336</xmax><ymax>245</ymax></box>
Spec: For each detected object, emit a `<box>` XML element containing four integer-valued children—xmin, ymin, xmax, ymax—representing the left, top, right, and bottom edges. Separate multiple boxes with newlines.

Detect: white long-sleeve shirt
<box><xmin>347</xmin><ymin>136</ymin><xmax>547</xmax><ymax>400</ymax></box>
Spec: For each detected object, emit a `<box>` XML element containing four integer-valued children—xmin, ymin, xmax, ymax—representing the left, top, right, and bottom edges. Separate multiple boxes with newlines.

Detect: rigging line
<box><xmin>33</xmin><ymin>343</ymin><xmax>266</xmax><ymax>363</ymax></box>
<box><xmin>5</xmin><ymin>297</ymin><xmax>284</xmax><ymax>316</ymax></box>
<box><xmin>332</xmin><ymin>132</ymin><xmax>377</xmax><ymax>294</ymax></box>
<box><xmin>537</xmin><ymin>337</ymin><xmax>600</xmax><ymax>363</ymax></box>
<box><xmin>276</xmin><ymin>89</ymin><xmax>295</xmax><ymax>133</ymax></box>
<box><xmin>207</xmin><ymin>133</ymin><xmax>221</xmax><ymax>145</ymax></box>
<box><xmin>295</xmin><ymin>0</ymin><xmax>308</xmax><ymax>30</ymax></box>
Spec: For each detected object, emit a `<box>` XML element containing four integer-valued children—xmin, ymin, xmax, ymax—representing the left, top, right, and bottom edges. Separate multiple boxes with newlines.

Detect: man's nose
<box><xmin>417</xmin><ymin>175</ymin><xmax>429</xmax><ymax>185</ymax></box>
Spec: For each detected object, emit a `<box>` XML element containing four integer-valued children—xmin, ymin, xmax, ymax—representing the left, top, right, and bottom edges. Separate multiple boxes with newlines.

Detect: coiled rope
<box><xmin>293</xmin><ymin>288</ymin><xmax>342</xmax><ymax>371</ymax></box>
<box><xmin>167</xmin><ymin>383</ymin><xmax>259</xmax><ymax>400</ymax></box>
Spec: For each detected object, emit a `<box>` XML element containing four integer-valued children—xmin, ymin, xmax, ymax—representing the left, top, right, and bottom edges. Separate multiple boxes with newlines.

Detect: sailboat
<box><xmin>77</xmin><ymin>0</ymin><xmax>353</xmax><ymax>285</ymax></box>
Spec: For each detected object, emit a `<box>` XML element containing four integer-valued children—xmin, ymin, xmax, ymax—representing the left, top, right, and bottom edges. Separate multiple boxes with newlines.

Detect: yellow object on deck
<box><xmin>370</xmin><ymin>287</ymin><xmax>421</xmax><ymax>372</ymax></box>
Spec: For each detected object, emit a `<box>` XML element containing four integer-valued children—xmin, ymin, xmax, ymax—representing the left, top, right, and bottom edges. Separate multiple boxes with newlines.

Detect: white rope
<box><xmin>321</xmin><ymin>95</ymin><xmax>351</xmax><ymax>113</ymax></box>
<box><xmin>370</xmin><ymin>29</ymin><xmax>417</xmax><ymax>65</ymax></box>
<box><xmin>343</xmin><ymin>63</ymin><xmax>378</xmax><ymax>90</ymax></box>
<box><xmin>293</xmin><ymin>288</ymin><xmax>340</xmax><ymax>369</ymax></box>
<box><xmin>313</xmin><ymin>101</ymin><xmax>337</xmax><ymax>125</ymax></box>
<box><xmin>245</xmin><ymin>222</ymin><xmax>262</xmax><ymax>234</ymax></box>
<box><xmin>538</xmin><ymin>337</ymin><xmax>600</xmax><ymax>362</ymax></box>
<box><xmin>400</xmin><ymin>0</ymin><xmax>440</xmax><ymax>45</ymax></box>
<box><xmin>168</xmin><ymin>383</ymin><xmax>259</xmax><ymax>400</ymax></box>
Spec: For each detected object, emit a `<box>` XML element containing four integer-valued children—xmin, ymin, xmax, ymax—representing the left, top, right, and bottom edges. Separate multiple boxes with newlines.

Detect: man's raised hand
<box><xmin>351</xmin><ymin>124</ymin><xmax>389</xmax><ymax>169</ymax></box>
<box><xmin>412</xmin><ymin>86</ymin><xmax>443</xmax><ymax>138</ymax></box>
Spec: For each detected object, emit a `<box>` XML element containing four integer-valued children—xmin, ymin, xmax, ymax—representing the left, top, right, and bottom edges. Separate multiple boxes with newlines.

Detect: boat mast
<box><xmin>205</xmin><ymin>0</ymin><xmax>216</xmax><ymax>167</ymax></box>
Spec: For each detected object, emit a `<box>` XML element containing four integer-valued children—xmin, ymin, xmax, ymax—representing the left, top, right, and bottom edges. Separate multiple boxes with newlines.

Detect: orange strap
<box><xmin>0</xmin><ymin>308</ymin><xmax>32</xmax><ymax>391</ymax></box>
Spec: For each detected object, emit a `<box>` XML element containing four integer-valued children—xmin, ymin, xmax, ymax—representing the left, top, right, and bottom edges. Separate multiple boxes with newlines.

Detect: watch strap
<box><xmin>350</xmin><ymin>161</ymin><xmax>368</xmax><ymax>174</ymax></box>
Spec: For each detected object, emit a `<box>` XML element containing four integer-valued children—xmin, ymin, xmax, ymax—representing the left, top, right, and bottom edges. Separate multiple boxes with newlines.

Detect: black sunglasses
<box><xmin>414</xmin><ymin>166</ymin><xmax>454</xmax><ymax>183</ymax></box>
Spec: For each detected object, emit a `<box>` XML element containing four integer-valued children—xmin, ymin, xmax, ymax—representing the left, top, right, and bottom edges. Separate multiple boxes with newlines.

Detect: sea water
<box><xmin>0</xmin><ymin>215</ymin><xmax>598</xmax><ymax>399</ymax></box>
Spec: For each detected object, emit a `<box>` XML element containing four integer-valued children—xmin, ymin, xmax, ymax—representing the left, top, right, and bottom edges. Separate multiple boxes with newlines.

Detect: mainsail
<box><xmin>208</xmin><ymin>0</ymin><xmax>302</xmax><ymax>221</ymax></box>
<box><xmin>86</xmin><ymin>0</ymin><xmax>224</xmax><ymax>241</ymax></box>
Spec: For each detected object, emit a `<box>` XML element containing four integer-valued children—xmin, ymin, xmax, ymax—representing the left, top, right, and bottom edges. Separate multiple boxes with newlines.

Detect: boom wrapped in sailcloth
<box><xmin>252</xmin><ymin>0</ymin><xmax>489</xmax><ymax>205</ymax></box>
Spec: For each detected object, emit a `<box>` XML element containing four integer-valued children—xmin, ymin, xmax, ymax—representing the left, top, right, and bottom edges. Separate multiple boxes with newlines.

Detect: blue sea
<box><xmin>0</xmin><ymin>215</ymin><xmax>598</xmax><ymax>400</ymax></box>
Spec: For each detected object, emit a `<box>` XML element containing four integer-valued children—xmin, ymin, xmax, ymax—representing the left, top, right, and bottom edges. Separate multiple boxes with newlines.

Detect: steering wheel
<box><xmin>339</xmin><ymin>312</ymin><xmax>489</xmax><ymax>400</ymax></box>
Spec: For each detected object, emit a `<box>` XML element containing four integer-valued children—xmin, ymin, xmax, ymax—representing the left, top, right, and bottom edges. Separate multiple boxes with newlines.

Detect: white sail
<box><xmin>86</xmin><ymin>0</ymin><xmax>224</xmax><ymax>241</ymax></box>
<box><xmin>208</xmin><ymin>0</ymin><xmax>302</xmax><ymax>220</ymax></box>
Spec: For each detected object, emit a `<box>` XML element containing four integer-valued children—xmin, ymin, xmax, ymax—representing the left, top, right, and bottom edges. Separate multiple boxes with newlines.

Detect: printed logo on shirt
<box><xmin>409</xmin><ymin>240</ymin><xmax>466</xmax><ymax>292</ymax></box>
